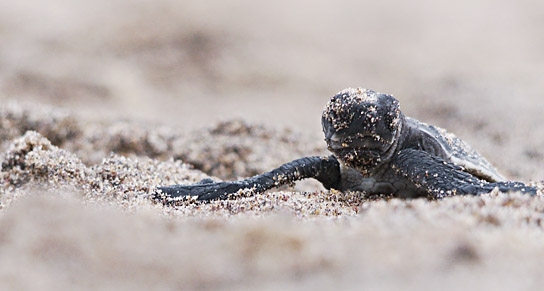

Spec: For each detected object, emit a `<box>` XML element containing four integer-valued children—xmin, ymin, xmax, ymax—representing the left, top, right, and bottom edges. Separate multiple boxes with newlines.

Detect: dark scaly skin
<box><xmin>157</xmin><ymin>156</ymin><xmax>340</xmax><ymax>201</ymax></box>
<box><xmin>157</xmin><ymin>88</ymin><xmax>536</xmax><ymax>201</ymax></box>
<box><xmin>391</xmin><ymin>149</ymin><xmax>533</xmax><ymax>198</ymax></box>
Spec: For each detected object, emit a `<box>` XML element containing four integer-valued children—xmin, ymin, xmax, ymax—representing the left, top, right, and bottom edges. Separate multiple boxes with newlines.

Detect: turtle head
<box><xmin>322</xmin><ymin>88</ymin><xmax>403</xmax><ymax>175</ymax></box>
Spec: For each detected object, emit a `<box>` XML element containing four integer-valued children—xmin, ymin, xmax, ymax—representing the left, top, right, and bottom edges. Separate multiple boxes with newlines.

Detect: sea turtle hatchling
<box><xmin>157</xmin><ymin>88</ymin><xmax>536</xmax><ymax>201</ymax></box>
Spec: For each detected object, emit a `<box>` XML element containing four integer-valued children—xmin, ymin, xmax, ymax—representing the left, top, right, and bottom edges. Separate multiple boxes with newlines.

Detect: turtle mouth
<box><xmin>326</xmin><ymin>135</ymin><xmax>390</xmax><ymax>153</ymax></box>
<box><xmin>326</xmin><ymin>130</ymin><xmax>401</xmax><ymax>174</ymax></box>
<box><xmin>332</xmin><ymin>147</ymin><xmax>382</xmax><ymax>175</ymax></box>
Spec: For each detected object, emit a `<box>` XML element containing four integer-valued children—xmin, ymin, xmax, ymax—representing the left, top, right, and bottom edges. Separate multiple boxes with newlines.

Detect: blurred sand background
<box><xmin>1</xmin><ymin>0</ymin><xmax>544</xmax><ymax>290</ymax></box>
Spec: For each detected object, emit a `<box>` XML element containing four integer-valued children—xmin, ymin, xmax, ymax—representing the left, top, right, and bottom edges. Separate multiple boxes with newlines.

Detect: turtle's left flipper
<box><xmin>392</xmin><ymin>149</ymin><xmax>536</xmax><ymax>198</ymax></box>
<box><xmin>156</xmin><ymin>155</ymin><xmax>341</xmax><ymax>201</ymax></box>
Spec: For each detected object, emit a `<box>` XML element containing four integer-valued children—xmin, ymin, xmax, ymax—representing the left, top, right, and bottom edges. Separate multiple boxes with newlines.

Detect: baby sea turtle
<box><xmin>157</xmin><ymin>88</ymin><xmax>536</xmax><ymax>201</ymax></box>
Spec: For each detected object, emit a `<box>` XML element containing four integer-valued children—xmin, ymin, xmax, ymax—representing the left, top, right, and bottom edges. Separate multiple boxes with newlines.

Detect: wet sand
<box><xmin>1</xmin><ymin>0</ymin><xmax>544</xmax><ymax>290</ymax></box>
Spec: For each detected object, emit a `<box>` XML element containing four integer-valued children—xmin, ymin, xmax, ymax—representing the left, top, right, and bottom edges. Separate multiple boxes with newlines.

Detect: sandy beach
<box><xmin>1</xmin><ymin>0</ymin><xmax>544</xmax><ymax>290</ymax></box>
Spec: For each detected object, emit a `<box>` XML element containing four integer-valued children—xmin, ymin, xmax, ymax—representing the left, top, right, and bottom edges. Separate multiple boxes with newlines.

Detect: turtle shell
<box><xmin>407</xmin><ymin>117</ymin><xmax>505</xmax><ymax>182</ymax></box>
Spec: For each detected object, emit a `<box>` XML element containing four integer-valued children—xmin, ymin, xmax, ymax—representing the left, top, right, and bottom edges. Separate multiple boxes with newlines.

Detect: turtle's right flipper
<box><xmin>156</xmin><ymin>155</ymin><xmax>341</xmax><ymax>201</ymax></box>
<box><xmin>392</xmin><ymin>149</ymin><xmax>536</xmax><ymax>198</ymax></box>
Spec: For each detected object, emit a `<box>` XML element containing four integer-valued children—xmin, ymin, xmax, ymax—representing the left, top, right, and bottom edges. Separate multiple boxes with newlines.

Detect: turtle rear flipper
<box><xmin>392</xmin><ymin>149</ymin><xmax>536</xmax><ymax>198</ymax></box>
<box><xmin>156</xmin><ymin>155</ymin><xmax>341</xmax><ymax>201</ymax></box>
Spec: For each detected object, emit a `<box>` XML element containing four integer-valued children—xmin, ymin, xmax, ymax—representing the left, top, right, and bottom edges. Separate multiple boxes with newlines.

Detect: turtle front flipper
<box><xmin>156</xmin><ymin>155</ymin><xmax>341</xmax><ymax>202</ymax></box>
<box><xmin>391</xmin><ymin>149</ymin><xmax>536</xmax><ymax>198</ymax></box>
